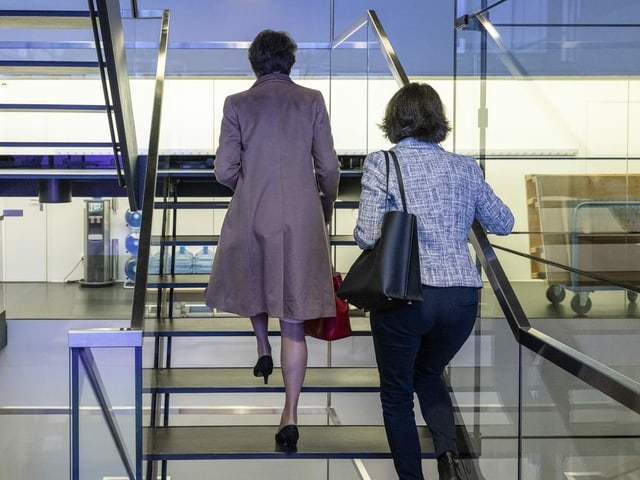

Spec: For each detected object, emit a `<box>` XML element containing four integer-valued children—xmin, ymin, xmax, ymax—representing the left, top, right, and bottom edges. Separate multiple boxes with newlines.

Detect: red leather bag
<box><xmin>304</xmin><ymin>273</ymin><xmax>352</xmax><ymax>341</ymax></box>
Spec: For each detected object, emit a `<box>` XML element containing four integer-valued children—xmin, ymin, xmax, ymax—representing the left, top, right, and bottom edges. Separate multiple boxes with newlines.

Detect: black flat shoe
<box><xmin>253</xmin><ymin>355</ymin><xmax>273</xmax><ymax>384</ymax></box>
<box><xmin>275</xmin><ymin>425</ymin><xmax>298</xmax><ymax>452</ymax></box>
<box><xmin>437</xmin><ymin>451</ymin><xmax>461</xmax><ymax>480</ymax></box>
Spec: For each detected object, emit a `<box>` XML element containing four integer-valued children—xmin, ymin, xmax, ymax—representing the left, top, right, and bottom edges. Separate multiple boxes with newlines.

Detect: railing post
<box><xmin>70</xmin><ymin>347</ymin><xmax>81</xmax><ymax>480</ymax></box>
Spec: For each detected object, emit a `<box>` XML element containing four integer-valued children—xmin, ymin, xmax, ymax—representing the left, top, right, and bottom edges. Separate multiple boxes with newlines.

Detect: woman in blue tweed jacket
<box><xmin>354</xmin><ymin>83</ymin><xmax>514</xmax><ymax>480</ymax></box>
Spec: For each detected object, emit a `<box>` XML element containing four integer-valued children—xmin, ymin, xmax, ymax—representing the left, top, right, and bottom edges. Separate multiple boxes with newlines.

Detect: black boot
<box><xmin>437</xmin><ymin>451</ymin><xmax>461</xmax><ymax>480</ymax></box>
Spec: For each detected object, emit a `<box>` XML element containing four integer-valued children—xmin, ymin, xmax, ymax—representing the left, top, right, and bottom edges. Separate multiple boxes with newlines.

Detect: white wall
<box><xmin>1</xmin><ymin>76</ymin><xmax>639</xmax><ymax>281</ymax></box>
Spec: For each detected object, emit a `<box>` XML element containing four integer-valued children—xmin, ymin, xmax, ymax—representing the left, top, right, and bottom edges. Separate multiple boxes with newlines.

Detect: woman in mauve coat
<box><xmin>205</xmin><ymin>29</ymin><xmax>340</xmax><ymax>451</ymax></box>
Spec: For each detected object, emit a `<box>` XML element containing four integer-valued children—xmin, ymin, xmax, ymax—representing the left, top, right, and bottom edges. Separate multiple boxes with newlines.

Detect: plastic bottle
<box><xmin>193</xmin><ymin>246</ymin><xmax>214</xmax><ymax>274</ymax></box>
<box><xmin>125</xmin><ymin>232</ymin><xmax>139</xmax><ymax>255</ymax></box>
<box><xmin>148</xmin><ymin>250</ymin><xmax>162</xmax><ymax>275</ymax></box>
<box><xmin>173</xmin><ymin>246</ymin><xmax>194</xmax><ymax>274</ymax></box>
<box><xmin>125</xmin><ymin>209</ymin><xmax>142</xmax><ymax>231</ymax></box>
<box><xmin>124</xmin><ymin>257</ymin><xmax>137</xmax><ymax>281</ymax></box>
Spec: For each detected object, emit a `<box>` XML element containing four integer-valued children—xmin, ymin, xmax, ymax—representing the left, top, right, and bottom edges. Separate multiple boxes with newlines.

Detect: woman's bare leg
<box><xmin>250</xmin><ymin>313</ymin><xmax>271</xmax><ymax>357</ymax></box>
<box><xmin>278</xmin><ymin>319</ymin><xmax>307</xmax><ymax>428</ymax></box>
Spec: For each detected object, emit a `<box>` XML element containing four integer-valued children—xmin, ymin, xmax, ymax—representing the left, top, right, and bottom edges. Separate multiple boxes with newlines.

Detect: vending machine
<box><xmin>80</xmin><ymin>199</ymin><xmax>115</xmax><ymax>287</ymax></box>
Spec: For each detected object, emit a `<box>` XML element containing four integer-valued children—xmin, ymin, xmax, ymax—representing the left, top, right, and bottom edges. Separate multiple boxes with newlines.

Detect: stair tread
<box><xmin>0</xmin><ymin>60</ymin><xmax>99</xmax><ymax>74</ymax></box>
<box><xmin>154</xmin><ymin>200</ymin><xmax>361</xmax><ymax>209</ymax></box>
<box><xmin>0</xmin><ymin>103</ymin><xmax>107</xmax><ymax>112</ymax></box>
<box><xmin>0</xmin><ymin>141</ymin><xmax>113</xmax><ymax>148</ymax></box>
<box><xmin>154</xmin><ymin>200</ymin><xmax>235</xmax><ymax>209</ymax></box>
<box><xmin>143</xmin><ymin>316</ymin><xmax>371</xmax><ymax>336</ymax></box>
<box><xmin>145</xmin><ymin>367</ymin><xmax>380</xmax><ymax>393</ymax></box>
<box><xmin>144</xmin><ymin>424</ymin><xmax>458</xmax><ymax>460</ymax></box>
<box><xmin>147</xmin><ymin>273</ymin><xmax>209</xmax><ymax>288</ymax></box>
<box><xmin>0</xmin><ymin>10</ymin><xmax>91</xmax><ymax>29</ymax></box>
<box><xmin>149</xmin><ymin>234</ymin><xmax>355</xmax><ymax>246</ymax></box>
<box><xmin>150</xmin><ymin>235</ymin><xmax>220</xmax><ymax>246</ymax></box>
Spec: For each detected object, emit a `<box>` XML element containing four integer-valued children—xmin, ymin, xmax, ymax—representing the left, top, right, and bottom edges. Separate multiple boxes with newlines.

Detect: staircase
<box><xmin>0</xmin><ymin>1</ymin><xmax>139</xmax><ymax>209</ymax></box>
<box><xmin>140</xmin><ymin>162</ymin><xmax>481</xmax><ymax>479</ymax></box>
<box><xmin>2</xmin><ymin>3</ymin><xmax>482</xmax><ymax>477</ymax></box>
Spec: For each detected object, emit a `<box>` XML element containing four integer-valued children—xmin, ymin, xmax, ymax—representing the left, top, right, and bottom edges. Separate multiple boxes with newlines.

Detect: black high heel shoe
<box><xmin>253</xmin><ymin>355</ymin><xmax>273</xmax><ymax>384</ymax></box>
<box><xmin>437</xmin><ymin>451</ymin><xmax>461</xmax><ymax>480</ymax></box>
<box><xmin>275</xmin><ymin>425</ymin><xmax>298</xmax><ymax>452</ymax></box>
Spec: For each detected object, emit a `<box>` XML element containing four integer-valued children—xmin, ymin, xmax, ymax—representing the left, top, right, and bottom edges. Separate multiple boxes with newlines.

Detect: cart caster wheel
<box><xmin>571</xmin><ymin>293</ymin><xmax>592</xmax><ymax>315</ymax></box>
<box><xmin>627</xmin><ymin>291</ymin><xmax>638</xmax><ymax>303</ymax></box>
<box><xmin>546</xmin><ymin>285</ymin><xmax>566</xmax><ymax>304</ymax></box>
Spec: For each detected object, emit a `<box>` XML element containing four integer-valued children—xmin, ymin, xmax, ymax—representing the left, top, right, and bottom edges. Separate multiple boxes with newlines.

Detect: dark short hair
<box><xmin>380</xmin><ymin>83</ymin><xmax>451</xmax><ymax>144</ymax></box>
<box><xmin>248</xmin><ymin>30</ymin><xmax>297</xmax><ymax>77</ymax></box>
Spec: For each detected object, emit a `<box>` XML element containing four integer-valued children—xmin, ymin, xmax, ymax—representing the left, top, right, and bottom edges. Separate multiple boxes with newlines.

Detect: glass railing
<box><xmin>469</xmin><ymin>229</ymin><xmax>640</xmax><ymax>479</ymax></box>
<box><xmin>455</xmin><ymin>1</ymin><xmax>640</xmax><ymax>477</ymax></box>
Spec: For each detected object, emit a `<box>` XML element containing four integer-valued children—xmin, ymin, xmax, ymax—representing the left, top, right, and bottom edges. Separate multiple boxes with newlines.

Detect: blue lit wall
<box><xmin>3</xmin><ymin>1</ymin><xmax>640</xmax><ymax>76</ymax></box>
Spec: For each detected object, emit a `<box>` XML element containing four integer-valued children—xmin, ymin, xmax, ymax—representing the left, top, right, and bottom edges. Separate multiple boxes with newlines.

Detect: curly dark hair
<box><xmin>248</xmin><ymin>30</ymin><xmax>297</xmax><ymax>77</ymax></box>
<box><xmin>380</xmin><ymin>83</ymin><xmax>451</xmax><ymax>144</ymax></box>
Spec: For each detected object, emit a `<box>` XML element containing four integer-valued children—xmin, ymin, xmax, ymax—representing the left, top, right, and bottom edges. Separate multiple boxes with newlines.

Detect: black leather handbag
<box><xmin>337</xmin><ymin>150</ymin><xmax>423</xmax><ymax>311</ymax></box>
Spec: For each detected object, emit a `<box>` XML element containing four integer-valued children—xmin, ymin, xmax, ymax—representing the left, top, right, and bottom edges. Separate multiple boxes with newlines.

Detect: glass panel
<box><xmin>455</xmin><ymin>0</ymin><xmax>640</xmax><ymax>385</ymax></box>
<box><xmin>329</xmin><ymin>15</ymin><xmax>396</xmax><ymax>157</ymax></box>
<box><xmin>521</xmin><ymin>345</ymin><xmax>640</xmax><ymax>480</ymax></box>
<box><xmin>72</xmin><ymin>346</ymin><xmax>137</xmax><ymax>479</ymax></box>
<box><xmin>457</xmin><ymin>2</ymin><xmax>640</xmax><ymax>469</ymax></box>
<box><xmin>448</xmin><ymin>274</ymin><xmax>521</xmax><ymax>479</ymax></box>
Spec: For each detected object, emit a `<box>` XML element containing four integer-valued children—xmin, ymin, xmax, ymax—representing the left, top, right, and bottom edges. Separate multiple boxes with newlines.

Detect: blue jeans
<box><xmin>370</xmin><ymin>286</ymin><xmax>479</xmax><ymax>480</ymax></box>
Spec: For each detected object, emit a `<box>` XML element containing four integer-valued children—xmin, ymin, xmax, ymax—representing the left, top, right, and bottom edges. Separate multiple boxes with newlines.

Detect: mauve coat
<box><xmin>205</xmin><ymin>73</ymin><xmax>340</xmax><ymax>320</ymax></box>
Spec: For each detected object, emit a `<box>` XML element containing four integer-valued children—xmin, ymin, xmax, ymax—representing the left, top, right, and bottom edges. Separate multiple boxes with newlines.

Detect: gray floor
<box><xmin>4</xmin><ymin>281</ymin><xmax>135</xmax><ymax>320</ymax></box>
<box><xmin>4</xmin><ymin>278</ymin><xmax>640</xmax><ymax>321</ymax></box>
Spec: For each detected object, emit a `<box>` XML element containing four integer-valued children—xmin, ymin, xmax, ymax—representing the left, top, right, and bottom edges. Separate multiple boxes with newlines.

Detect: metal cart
<box><xmin>544</xmin><ymin>200</ymin><xmax>640</xmax><ymax>314</ymax></box>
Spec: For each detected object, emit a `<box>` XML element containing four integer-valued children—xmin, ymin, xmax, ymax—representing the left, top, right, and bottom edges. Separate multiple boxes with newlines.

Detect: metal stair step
<box><xmin>143</xmin><ymin>316</ymin><xmax>371</xmax><ymax>337</ymax></box>
<box><xmin>0</xmin><ymin>141</ymin><xmax>113</xmax><ymax>148</ymax></box>
<box><xmin>143</xmin><ymin>425</ymin><xmax>474</xmax><ymax>461</ymax></box>
<box><xmin>144</xmin><ymin>367</ymin><xmax>380</xmax><ymax>393</ymax></box>
<box><xmin>150</xmin><ymin>235</ymin><xmax>220</xmax><ymax>247</ymax></box>
<box><xmin>0</xmin><ymin>103</ymin><xmax>107</xmax><ymax>112</ymax></box>
<box><xmin>0</xmin><ymin>10</ymin><xmax>92</xmax><ymax>29</ymax></box>
<box><xmin>149</xmin><ymin>234</ymin><xmax>355</xmax><ymax>247</ymax></box>
<box><xmin>147</xmin><ymin>273</ymin><xmax>209</xmax><ymax>288</ymax></box>
<box><xmin>154</xmin><ymin>200</ymin><xmax>233</xmax><ymax>210</ymax></box>
<box><xmin>0</xmin><ymin>60</ymin><xmax>99</xmax><ymax>74</ymax></box>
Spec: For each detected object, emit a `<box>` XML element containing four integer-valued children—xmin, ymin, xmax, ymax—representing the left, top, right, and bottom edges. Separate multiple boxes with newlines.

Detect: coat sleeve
<box><xmin>214</xmin><ymin>96</ymin><xmax>242</xmax><ymax>191</ymax></box>
<box><xmin>311</xmin><ymin>92</ymin><xmax>340</xmax><ymax>223</ymax></box>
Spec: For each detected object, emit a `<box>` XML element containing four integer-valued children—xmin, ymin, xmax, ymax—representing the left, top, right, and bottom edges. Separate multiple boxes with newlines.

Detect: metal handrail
<box><xmin>331</xmin><ymin>9</ymin><xmax>409</xmax><ymax>88</ymax></box>
<box><xmin>130</xmin><ymin>9</ymin><xmax>170</xmax><ymax>331</ymax></box>
<box><xmin>470</xmin><ymin>221</ymin><xmax>640</xmax><ymax>414</ymax></box>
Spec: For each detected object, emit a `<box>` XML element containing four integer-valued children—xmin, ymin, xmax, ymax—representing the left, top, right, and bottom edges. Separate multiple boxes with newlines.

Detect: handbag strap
<box><xmin>383</xmin><ymin>150</ymin><xmax>409</xmax><ymax>213</ymax></box>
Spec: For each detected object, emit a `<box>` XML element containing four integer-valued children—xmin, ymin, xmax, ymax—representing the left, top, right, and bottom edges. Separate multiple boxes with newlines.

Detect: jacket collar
<box><xmin>252</xmin><ymin>72</ymin><xmax>293</xmax><ymax>87</ymax></box>
<box><xmin>396</xmin><ymin>137</ymin><xmax>443</xmax><ymax>150</ymax></box>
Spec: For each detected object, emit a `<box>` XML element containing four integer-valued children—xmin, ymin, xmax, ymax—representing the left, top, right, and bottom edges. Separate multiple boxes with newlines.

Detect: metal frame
<box><xmin>331</xmin><ymin>9</ymin><xmax>409</xmax><ymax>88</ymax></box>
<box><xmin>69</xmin><ymin>329</ymin><xmax>143</xmax><ymax>480</ymax></box>
<box><xmin>92</xmin><ymin>0</ymin><xmax>140</xmax><ymax>211</ymax></box>
<box><xmin>68</xmin><ymin>8</ymin><xmax>170</xmax><ymax>480</ymax></box>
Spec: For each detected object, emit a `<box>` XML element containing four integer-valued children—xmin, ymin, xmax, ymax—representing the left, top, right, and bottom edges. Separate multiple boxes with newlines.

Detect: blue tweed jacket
<box><xmin>354</xmin><ymin>138</ymin><xmax>514</xmax><ymax>288</ymax></box>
